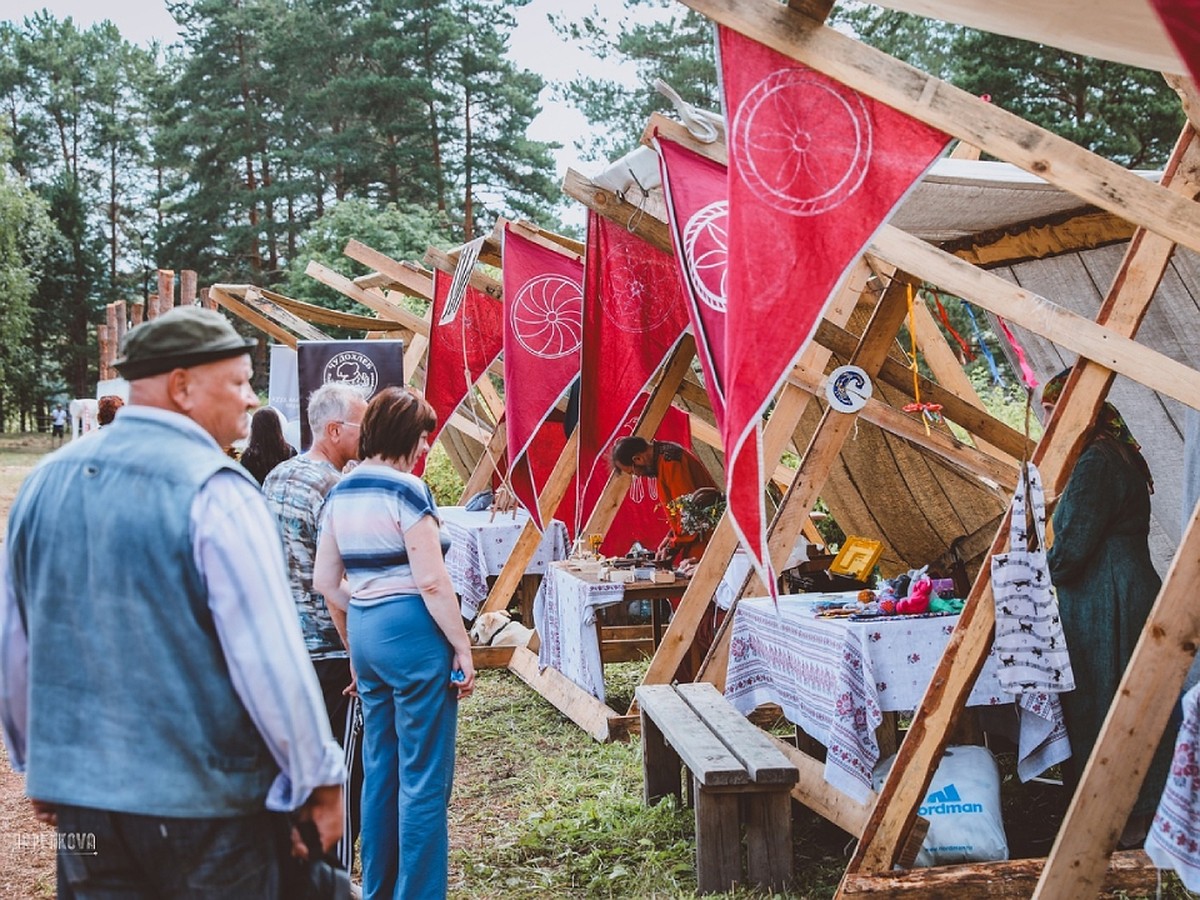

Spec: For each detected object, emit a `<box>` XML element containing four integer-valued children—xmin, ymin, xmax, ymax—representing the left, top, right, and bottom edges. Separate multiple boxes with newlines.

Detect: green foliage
<box><xmin>551</xmin><ymin>0</ymin><xmax>718</xmax><ymax>163</ymax></box>
<box><xmin>424</xmin><ymin>441</ymin><xmax>465</xmax><ymax>506</ymax></box>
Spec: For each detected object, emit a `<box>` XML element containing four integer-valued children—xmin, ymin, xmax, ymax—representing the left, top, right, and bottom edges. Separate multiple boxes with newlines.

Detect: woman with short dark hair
<box><xmin>313</xmin><ymin>386</ymin><xmax>474</xmax><ymax>900</ymax></box>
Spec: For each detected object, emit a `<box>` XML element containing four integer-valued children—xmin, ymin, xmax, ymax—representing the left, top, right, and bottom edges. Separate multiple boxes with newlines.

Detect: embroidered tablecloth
<box><xmin>1147</xmin><ymin>681</ymin><xmax>1200</xmax><ymax>889</ymax></box>
<box><xmin>442</xmin><ymin>506</ymin><xmax>569</xmax><ymax>619</ymax></box>
<box><xmin>533</xmin><ymin>562</ymin><xmax>626</xmax><ymax>703</ymax></box>
<box><xmin>725</xmin><ymin>593</ymin><xmax>1071</xmax><ymax>803</ymax></box>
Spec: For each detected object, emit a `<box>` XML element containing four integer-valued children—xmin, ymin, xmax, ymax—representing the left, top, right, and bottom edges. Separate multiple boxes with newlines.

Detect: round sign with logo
<box><xmin>825</xmin><ymin>365</ymin><xmax>872</xmax><ymax>413</ymax></box>
<box><xmin>323</xmin><ymin>350</ymin><xmax>378</xmax><ymax>396</ymax></box>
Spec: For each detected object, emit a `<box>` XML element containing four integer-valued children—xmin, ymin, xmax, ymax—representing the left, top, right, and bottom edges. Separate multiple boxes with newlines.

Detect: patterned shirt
<box><xmin>263</xmin><ymin>454</ymin><xmax>346</xmax><ymax>659</ymax></box>
<box><xmin>321</xmin><ymin>463</ymin><xmax>450</xmax><ymax>607</ymax></box>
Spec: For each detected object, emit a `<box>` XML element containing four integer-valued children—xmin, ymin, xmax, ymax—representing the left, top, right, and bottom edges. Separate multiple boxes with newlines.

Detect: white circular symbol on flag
<box><xmin>682</xmin><ymin>200</ymin><xmax>728</xmax><ymax>314</ymax></box>
<box><xmin>603</xmin><ymin>243</ymin><xmax>677</xmax><ymax>333</ymax></box>
<box><xmin>510</xmin><ymin>274</ymin><xmax>583</xmax><ymax>359</ymax></box>
<box><xmin>731</xmin><ymin>69</ymin><xmax>872</xmax><ymax>216</ymax></box>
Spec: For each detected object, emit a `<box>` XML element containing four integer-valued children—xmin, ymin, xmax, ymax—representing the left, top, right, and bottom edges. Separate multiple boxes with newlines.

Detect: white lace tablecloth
<box><xmin>442</xmin><ymin>507</ymin><xmax>569</xmax><ymax>619</ymax></box>
<box><xmin>533</xmin><ymin>562</ymin><xmax>626</xmax><ymax>703</ymax></box>
<box><xmin>1147</xmin><ymin>682</ymin><xmax>1200</xmax><ymax>889</ymax></box>
<box><xmin>725</xmin><ymin>593</ymin><xmax>1071</xmax><ymax>803</ymax></box>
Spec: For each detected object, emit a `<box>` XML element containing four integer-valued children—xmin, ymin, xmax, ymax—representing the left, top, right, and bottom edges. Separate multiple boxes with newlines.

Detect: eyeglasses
<box><xmin>335</xmin><ymin>421</ymin><xmax>362</xmax><ymax>429</ymax></box>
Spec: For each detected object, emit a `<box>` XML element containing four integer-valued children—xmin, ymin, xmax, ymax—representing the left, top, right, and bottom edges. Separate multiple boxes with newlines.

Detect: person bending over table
<box><xmin>612</xmin><ymin>436</ymin><xmax>722</xmax><ymax>680</ymax></box>
<box><xmin>1042</xmin><ymin>367</ymin><xmax>1173</xmax><ymax>849</ymax></box>
<box><xmin>611</xmin><ymin>436</ymin><xmax>721</xmax><ymax>566</ymax></box>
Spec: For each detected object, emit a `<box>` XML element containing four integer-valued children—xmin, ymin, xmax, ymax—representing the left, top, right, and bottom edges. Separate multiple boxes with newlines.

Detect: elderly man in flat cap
<box><xmin>1</xmin><ymin>307</ymin><xmax>346</xmax><ymax>897</ymax></box>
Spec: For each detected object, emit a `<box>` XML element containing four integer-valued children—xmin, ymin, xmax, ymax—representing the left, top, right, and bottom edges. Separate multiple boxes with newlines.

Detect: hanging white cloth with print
<box><xmin>991</xmin><ymin>462</ymin><xmax>1075</xmax><ymax>694</ymax></box>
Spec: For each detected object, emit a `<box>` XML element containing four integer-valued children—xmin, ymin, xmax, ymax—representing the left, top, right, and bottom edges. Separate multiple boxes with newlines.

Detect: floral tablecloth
<box><xmin>1147</xmin><ymin>681</ymin><xmax>1200</xmax><ymax>889</ymax></box>
<box><xmin>442</xmin><ymin>506</ymin><xmax>569</xmax><ymax>619</ymax></box>
<box><xmin>533</xmin><ymin>562</ymin><xmax>626</xmax><ymax>703</ymax></box>
<box><xmin>725</xmin><ymin>593</ymin><xmax>1071</xmax><ymax>803</ymax></box>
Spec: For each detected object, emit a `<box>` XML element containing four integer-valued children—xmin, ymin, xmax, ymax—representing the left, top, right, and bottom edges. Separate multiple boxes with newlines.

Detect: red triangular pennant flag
<box><xmin>657</xmin><ymin>133</ymin><xmax>731</xmax><ymax>431</ymax></box>
<box><xmin>424</xmin><ymin>269</ymin><xmax>503</xmax><ymax>448</ymax></box>
<box><xmin>502</xmin><ymin>224</ymin><xmax>584</xmax><ymax>530</ymax></box>
<box><xmin>576</xmin><ymin>211</ymin><xmax>689</xmax><ymax>530</ymax></box>
<box><xmin>1148</xmin><ymin>0</ymin><xmax>1200</xmax><ymax>89</ymax></box>
<box><xmin>719</xmin><ymin>26</ymin><xmax>950</xmax><ymax>595</ymax></box>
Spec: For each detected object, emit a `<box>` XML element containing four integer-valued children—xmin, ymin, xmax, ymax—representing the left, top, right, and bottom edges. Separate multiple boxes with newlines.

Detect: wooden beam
<box><xmin>305</xmin><ymin>261</ymin><xmax>429</xmax><ymax>334</ymax></box>
<box><xmin>242</xmin><ymin>287</ymin><xmax>331</xmax><ymax>342</ymax></box>
<box><xmin>423</xmin><ymin>246</ymin><xmax>503</xmax><ymax>302</ymax></box>
<box><xmin>845</xmin><ymin>124</ymin><xmax>1200</xmax><ymax>881</ymax></box>
<box><xmin>506</xmin><ymin>646</ymin><xmax>622</xmax><ymax>742</ymax></box>
<box><xmin>256</xmin><ymin>287</ymin><xmax>408</xmax><ymax>332</ymax></box>
<box><xmin>842</xmin><ymin>851</ymin><xmax>1158</xmax><ymax>897</ymax></box>
<box><xmin>867</xmin><ymin>225</ymin><xmax>1200</xmax><ymax>411</ymax></box>
<box><xmin>342</xmin><ymin>239</ymin><xmax>435</xmax><ymax>301</ymax></box>
<box><xmin>498</xmin><ymin>217</ymin><xmax>585</xmax><ymax>264</ymax></box>
<box><xmin>946</xmin><ymin>211</ymin><xmax>1136</xmax><ymax>269</ymax></box>
<box><xmin>210</xmin><ymin>286</ymin><xmax>302</xmax><ymax>348</ymax></box>
<box><xmin>678</xmin><ymin>0</ymin><xmax>1200</xmax><ymax>258</ymax></box>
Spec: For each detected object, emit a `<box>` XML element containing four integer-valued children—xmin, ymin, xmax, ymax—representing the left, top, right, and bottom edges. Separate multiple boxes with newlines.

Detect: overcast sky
<box><xmin>4</xmin><ymin>0</ymin><xmax>642</xmax><ymax>185</ymax></box>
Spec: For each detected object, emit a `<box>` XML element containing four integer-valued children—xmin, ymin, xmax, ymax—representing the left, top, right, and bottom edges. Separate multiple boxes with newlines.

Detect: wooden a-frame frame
<box><xmin>660</xmin><ymin>0</ymin><xmax>1200</xmax><ymax>895</ymax></box>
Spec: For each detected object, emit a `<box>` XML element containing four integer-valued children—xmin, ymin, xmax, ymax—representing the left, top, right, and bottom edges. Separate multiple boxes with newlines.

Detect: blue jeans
<box><xmin>350</xmin><ymin>598</ymin><xmax>457</xmax><ymax>900</ymax></box>
<box><xmin>55</xmin><ymin>805</ymin><xmax>286</xmax><ymax>898</ymax></box>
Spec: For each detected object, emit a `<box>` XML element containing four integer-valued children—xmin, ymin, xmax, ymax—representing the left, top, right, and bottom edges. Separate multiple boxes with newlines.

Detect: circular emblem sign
<box><xmin>323</xmin><ymin>350</ymin><xmax>378</xmax><ymax>396</ymax></box>
<box><xmin>682</xmin><ymin>200</ymin><xmax>729</xmax><ymax>314</ymax></box>
<box><xmin>825</xmin><ymin>365</ymin><xmax>872</xmax><ymax>413</ymax></box>
<box><xmin>510</xmin><ymin>275</ymin><xmax>584</xmax><ymax>359</ymax></box>
<box><xmin>602</xmin><ymin>243</ymin><xmax>677</xmax><ymax>334</ymax></box>
<box><xmin>731</xmin><ymin>69</ymin><xmax>872</xmax><ymax>217</ymax></box>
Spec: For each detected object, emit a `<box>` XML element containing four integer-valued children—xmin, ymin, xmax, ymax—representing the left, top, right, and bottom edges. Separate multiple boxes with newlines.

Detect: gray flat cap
<box><xmin>114</xmin><ymin>307</ymin><xmax>256</xmax><ymax>380</ymax></box>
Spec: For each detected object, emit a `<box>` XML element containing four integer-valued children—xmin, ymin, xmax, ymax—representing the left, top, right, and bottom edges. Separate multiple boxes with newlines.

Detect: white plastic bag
<box><xmin>991</xmin><ymin>462</ymin><xmax>1075</xmax><ymax>693</ymax></box>
<box><xmin>873</xmin><ymin>745</ymin><xmax>1009</xmax><ymax>868</ymax></box>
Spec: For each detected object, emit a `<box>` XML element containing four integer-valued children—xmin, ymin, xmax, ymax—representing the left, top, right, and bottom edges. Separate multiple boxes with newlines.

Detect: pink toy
<box><xmin>897</xmin><ymin>576</ymin><xmax>932</xmax><ymax>614</ymax></box>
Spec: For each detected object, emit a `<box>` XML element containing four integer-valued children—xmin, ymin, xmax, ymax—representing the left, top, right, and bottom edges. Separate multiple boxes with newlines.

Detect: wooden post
<box><xmin>180</xmin><ymin>269</ymin><xmax>198</xmax><ymax>306</ymax></box>
<box><xmin>146</xmin><ymin>293</ymin><xmax>159</xmax><ymax>320</ymax></box>
<box><xmin>200</xmin><ymin>287</ymin><xmax>216</xmax><ymax>310</ymax></box>
<box><xmin>842</xmin><ymin>124</ymin><xmax>1200</xmax><ymax>884</ymax></box>
<box><xmin>97</xmin><ymin>325</ymin><xmax>110</xmax><ymax>381</ymax></box>
<box><xmin>157</xmin><ymin>269</ymin><xmax>175</xmax><ymax>314</ymax></box>
<box><xmin>113</xmin><ymin>300</ymin><xmax>127</xmax><ymax>350</ymax></box>
<box><xmin>131</xmin><ymin>301</ymin><xmax>144</xmax><ymax>326</ymax></box>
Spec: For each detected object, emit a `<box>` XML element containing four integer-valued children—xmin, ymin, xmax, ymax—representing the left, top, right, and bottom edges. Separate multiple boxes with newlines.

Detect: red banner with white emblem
<box><xmin>656</xmin><ymin>133</ymin><xmax>730</xmax><ymax>432</ymax></box>
<box><xmin>719</xmin><ymin>26</ymin><xmax>950</xmax><ymax>594</ymax></box>
<box><xmin>1148</xmin><ymin>0</ymin><xmax>1200</xmax><ymax>89</ymax></box>
<box><xmin>502</xmin><ymin>224</ymin><xmax>584</xmax><ymax>529</ymax></box>
<box><xmin>425</xmin><ymin>269</ymin><xmax>503</xmax><ymax>449</ymax></box>
<box><xmin>576</xmin><ymin>211</ymin><xmax>689</xmax><ymax>530</ymax></box>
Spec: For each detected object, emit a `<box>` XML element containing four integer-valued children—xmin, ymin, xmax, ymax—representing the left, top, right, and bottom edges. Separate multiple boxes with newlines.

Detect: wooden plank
<box><xmin>695</xmin><ymin>790</ymin><xmax>742</xmax><ymax>893</ymax></box>
<box><xmin>423</xmin><ymin>246</ymin><xmax>503</xmax><ymax>302</ymax></box>
<box><xmin>242</xmin><ymin>287</ymin><xmax>330</xmax><ymax>341</ymax></box>
<box><xmin>786</xmin><ymin>364</ymin><xmax>1017</xmax><ymax>491</ymax></box>
<box><xmin>257</xmin><ymin>287</ymin><xmax>408</xmax><ymax>332</ymax></box>
<box><xmin>641</xmin><ymin>704</ymin><xmax>684</xmax><ymax>804</ymax></box>
<box><xmin>506</xmin><ymin>645</ymin><xmax>619</xmax><ymax>743</ymax></box>
<box><xmin>304</xmin><ymin>260</ymin><xmax>429</xmax><ymax>334</ymax></box>
<box><xmin>470</xmin><ymin>645</ymin><xmax>514</xmax><ymax>669</ymax></box>
<box><xmin>846</xmin><ymin>125</ymin><xmax>1200</xmax><ymax>881</ymax></box>
<box><xmin>841</xmin><ymin>851</ymin><xmax>1158</xmax><ymax>898</ymax></box>
<box><xmin>765</xmin><ymin>733</ymin><xmax>873</xmax><ymax>836</ymax></box>
<box><xmin>636</xmin><ymin>686</ymin><xmax>749</xmax><ymax>787</ymax></box>
<box><xmin>509</xmin><ymin>218</ymin><xmax>586</xmax><ymax>257</ymax></box>
<box><xmin>1036</xmin><ymin>512</ymin><xmax>1200</xmax><ymax>896</ymax></box>
<box><xmin>743</xmin><ymin>791</ymin><xmax>793</xmax><ymax>891</ymax></box>
<box><xmin>676</xmin><ymin>683</ymin><xmax>798</xmax><ymax>785</ymax></box>
<box><xmin>342</xmin><ymin>239</ymin><xmax>435</xmax><ymax>301</ymax></box>
<box><xmin>478</xmin><ymin>432</ymin><xmax>580</xmax><ymax>615</ymax></box>
<box><xmin>209</xmin><ymin>286</ymin><xmax>298</xmax><ymax>348</ymax></box>
<box><xmin>677</xmin><ymin>0</ymin><xmax>1200</xmax><ymax>258</ymax></box>
<box><xmin>867</xmin><ymin>225</ymin><xmax>1200</xmax><ymax>411</ymax></box>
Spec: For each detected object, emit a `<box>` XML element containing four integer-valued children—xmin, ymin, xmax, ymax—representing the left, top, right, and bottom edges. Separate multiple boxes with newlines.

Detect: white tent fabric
<box><xmin>869</xmin><ymin>0</ymin><xmax>1185</xmax><ymax>75</ymax></box>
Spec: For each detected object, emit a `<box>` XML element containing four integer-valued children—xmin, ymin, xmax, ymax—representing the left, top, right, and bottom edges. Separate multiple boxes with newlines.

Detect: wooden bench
<box><xmin>636</xmin><ymin>682</ymin><xmax>800</xmax><ymax>893</ymax></box>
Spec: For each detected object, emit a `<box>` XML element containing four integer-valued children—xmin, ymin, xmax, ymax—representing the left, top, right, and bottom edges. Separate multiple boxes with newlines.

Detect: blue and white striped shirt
<box><xmin>321</xmin><ymin>463</ymin><xmax>450</xmax><ymax>607</ymax></box>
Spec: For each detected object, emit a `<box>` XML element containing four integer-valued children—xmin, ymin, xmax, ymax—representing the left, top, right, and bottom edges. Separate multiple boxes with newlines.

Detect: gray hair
<box><xmin>307</xmin><ymin>382</ymin><xmax>367</xmax><ymax>434</ymax></box>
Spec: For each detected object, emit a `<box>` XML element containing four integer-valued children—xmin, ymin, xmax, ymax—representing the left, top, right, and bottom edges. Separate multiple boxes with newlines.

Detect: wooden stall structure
<box><xmin>644</xmin><ymin>0</ymin><xmax>1200</xmax><ymax>897</ymax></box>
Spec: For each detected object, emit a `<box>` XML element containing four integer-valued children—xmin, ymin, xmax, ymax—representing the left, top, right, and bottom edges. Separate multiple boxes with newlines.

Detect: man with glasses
<box><xmin>263</xmin><ymin>380</ymin><xmax>369</xmax><ymax>874</ymax></box>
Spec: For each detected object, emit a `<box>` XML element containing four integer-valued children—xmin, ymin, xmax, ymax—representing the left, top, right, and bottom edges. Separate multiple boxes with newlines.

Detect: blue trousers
<box><xmin>350</xmin><ymin>598</ymin><xmax>457</xmax><ymax>900</ymax></box>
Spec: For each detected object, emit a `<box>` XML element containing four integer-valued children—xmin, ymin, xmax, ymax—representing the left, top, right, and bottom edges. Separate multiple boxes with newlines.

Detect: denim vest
<box><xmin>6</xmin><ymin>412</ymin><xmax>277</xmax><ymax>816</ymax></box>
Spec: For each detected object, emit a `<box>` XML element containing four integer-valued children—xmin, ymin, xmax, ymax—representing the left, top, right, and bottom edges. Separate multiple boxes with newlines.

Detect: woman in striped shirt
<box><xmin>314</xmin><ymin>386</ymin><xmax>475</xmax><ymax>900</ymax></box>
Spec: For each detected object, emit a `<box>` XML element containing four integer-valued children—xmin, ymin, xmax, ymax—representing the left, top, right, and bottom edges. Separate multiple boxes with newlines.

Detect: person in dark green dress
<box><xmin>1042</xmin><ymin>368</ymin><xmax>1172</xmax><ymax>848</ymax></box>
